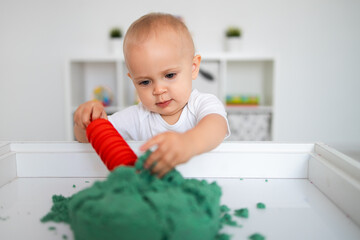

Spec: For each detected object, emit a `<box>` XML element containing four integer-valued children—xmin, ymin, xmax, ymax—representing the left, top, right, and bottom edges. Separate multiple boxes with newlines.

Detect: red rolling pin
<box><xmin>86</xmin><ymin>118</ymin><xmax>137</xmax><ymax>171</ymax></box>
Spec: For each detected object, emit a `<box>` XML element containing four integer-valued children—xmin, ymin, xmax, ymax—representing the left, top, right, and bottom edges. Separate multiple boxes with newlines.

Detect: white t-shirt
<box><xmin>108</xmin><ymin>89</ymin><xmax>230</xmax><ymax>140</ymax></box>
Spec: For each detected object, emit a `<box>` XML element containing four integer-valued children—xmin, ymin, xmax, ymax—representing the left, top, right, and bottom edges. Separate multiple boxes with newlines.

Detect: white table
<box><xmin>0</xmin><ymin>142</ymin><xmax>359</xmax><ymax>239</ymax></box>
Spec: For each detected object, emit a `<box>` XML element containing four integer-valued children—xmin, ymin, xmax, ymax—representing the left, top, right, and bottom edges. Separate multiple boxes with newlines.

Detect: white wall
<box><xmin>0</xmin><ymin>0</ymin><xmax>359</xmax><ymax>154</ymax></box>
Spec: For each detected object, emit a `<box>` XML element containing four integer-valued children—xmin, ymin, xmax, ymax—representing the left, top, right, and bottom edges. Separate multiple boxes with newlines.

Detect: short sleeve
<box><xmin>188</xmin><ymin>90</ymin><xmax>231</xmax><ymax>138</ymax></box>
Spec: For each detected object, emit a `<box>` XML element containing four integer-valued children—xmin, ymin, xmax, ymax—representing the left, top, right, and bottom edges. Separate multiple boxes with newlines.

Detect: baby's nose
<box><xmin>153</xmin><ymin>83</ymin><xmax>167</xmax><ymax>95</ymax></box>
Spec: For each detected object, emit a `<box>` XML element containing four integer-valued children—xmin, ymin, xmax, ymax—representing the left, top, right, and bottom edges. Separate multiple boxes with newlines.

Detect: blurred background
<box><xmin>0</xmin><ymin>0</ymin><xmax>359</xmax><ymax>160</ymax></box>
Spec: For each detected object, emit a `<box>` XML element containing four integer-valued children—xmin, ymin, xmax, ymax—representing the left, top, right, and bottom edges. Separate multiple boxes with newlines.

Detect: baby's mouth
<box><xmin>156</xmin><ymin>99</ymin><xmax>172</xmax><ymax>108</ymax></box>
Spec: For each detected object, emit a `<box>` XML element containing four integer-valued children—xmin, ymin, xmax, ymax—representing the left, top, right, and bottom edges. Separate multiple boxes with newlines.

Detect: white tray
<box><xmin>0</xmin><ymin>142</ymin><xmax>359</xmax><ymax>240</ymax></box>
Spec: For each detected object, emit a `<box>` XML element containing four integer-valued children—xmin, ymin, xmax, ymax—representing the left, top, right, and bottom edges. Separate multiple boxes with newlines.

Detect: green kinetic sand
<box><xmin>220</xmin><ymin>204</ymin><xmax>231</xmax><ymax>213</ymax></box>
<box><xmin>220</xmin><ymin>213</ymin><xmax>240</xmax><ymax>227</ymax></box>
<box><xmin>249</xmin><ymin>233</ymin><xmax>265</xmax><ymax>240</ymax></box>
<box><xmin>234</xmin><ymin>208</ymin><xmax>249</xmax><ymax>218</ymax></box>
<box><xmin>256</xmin><ymin>202</ymin><xmax>266</xmax><ymax>209</ymax></box>
<box><xmin>42</xmin><ymin>151</ymin><xmax>223</xmax><ymax>240</ymax></box>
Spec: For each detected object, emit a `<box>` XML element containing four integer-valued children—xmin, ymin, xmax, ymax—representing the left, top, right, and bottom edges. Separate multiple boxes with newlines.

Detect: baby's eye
<box><xmin>139</xmin><ymin>80</ymin><xmax>150</xmax><ymax>86</ymax></box>
<box><xmin>165</xmin><ymin>73</ymin><xmax>176</xmax><ymax>79</ymax></box>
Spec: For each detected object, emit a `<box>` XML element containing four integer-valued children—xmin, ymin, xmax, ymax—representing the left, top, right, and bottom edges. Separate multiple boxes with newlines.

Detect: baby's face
<box><xmin>126</xmin><ymin>30</ymin><xmax>200</xmax><ymax>123</ymax></box>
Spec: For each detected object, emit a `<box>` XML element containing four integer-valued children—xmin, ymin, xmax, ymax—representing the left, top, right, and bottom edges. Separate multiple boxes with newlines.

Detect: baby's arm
<box><xmin>140</xmin><ymin>114</ymin><xmax>228</xmax><ymax>177</ymax></box>
<box><xmin>73</xmin><ymin>100</ymin><xmax>108</xmax><ymax>142</ymax></box>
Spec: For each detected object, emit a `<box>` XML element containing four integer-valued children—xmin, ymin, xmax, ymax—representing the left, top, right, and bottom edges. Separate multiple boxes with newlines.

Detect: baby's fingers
<box><xmin>150</xmin><ymin>160</ymin><xmax>172</xmax><ymax>178</ymax></box>
<box><xmin>74</xmin><ymin>108</ymin><xmax>89</xmax><ymax>129</ymax></box>
<box><xmin>100</xmin><ymin>110</ymin><xmax>108</xmax><ymax>120</ymax></box>
<box><xmin>91</xmin><ymin>105</ymin><xmax>107</xmax><ymax>122</ymax></box>
<box><xmin>75</xmin><ymin>101</ymin><xmax>106</xmax><ymax>129</ymax></box>
<box><xmin>157</xmin><ymin>168</ymin><xmax>171</xmax><ymax>178</ymax></box>
<box><xmin>155</xmin><ymin>165</ymin><xmax>172</xmax><ymax>179</ymax></box>
<box><xmin>80</xmin><ymin>107</ymin><xmax>92</xmax><ymax>128</ymax></box>
<box><xmin>143</xmin><ymin>146</ymin><xmax>165</xmax><ymax>169</ymax></box>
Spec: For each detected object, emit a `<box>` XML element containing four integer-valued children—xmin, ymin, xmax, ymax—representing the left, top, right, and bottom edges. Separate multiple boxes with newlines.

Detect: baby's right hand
<box><xmin>74</xmin><ymin>100</ymin><xmax>108</xmax><ymax>130</ymax></box>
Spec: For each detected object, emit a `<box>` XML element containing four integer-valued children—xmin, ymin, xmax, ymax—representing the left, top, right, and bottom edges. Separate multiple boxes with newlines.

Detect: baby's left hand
<box><xmin>140</xmin><ymin>131</ymin><xmax>194</xmax><ymax>178</ymax></box>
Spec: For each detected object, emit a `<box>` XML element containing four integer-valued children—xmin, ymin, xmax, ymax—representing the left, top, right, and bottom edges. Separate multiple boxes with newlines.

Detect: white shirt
<box><xmin>108</xmin><ymin>89</ymin><xmax>230</xmax><ymax>140</ymax></box>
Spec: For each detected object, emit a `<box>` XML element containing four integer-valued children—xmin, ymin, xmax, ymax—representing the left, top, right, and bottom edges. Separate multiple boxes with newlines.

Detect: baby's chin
<box><xmin>144</xmin><ymin>101</ymin><xmax>186</xmax><ymax>116</ymax></box>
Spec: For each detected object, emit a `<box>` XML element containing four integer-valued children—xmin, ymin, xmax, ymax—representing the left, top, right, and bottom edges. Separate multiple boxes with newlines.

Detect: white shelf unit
<box><xmin>200</xmin><ymin>53</ymin><xmax>274</xmax><ymax>109</ymax></box>
<box><xmin>199</xmin><ymin>53</ymin><xmax>275</xmax><ymax>141</ymax></box>
<box><xmin>65</xmin><ymin>53</ymin><xmax>275</xmax><ymax>140</ymax></box>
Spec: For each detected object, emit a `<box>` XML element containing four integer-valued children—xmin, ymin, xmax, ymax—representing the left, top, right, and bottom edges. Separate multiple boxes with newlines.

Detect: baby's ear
<box><xmin>192</xmin><ymin>55</ymin><xmax>202</xmax><ymax>79</ymax></box>
<box><xmin>127</xmin><ymin>73</ymin><xmax>132</xmax><ymax>79</ymax></box>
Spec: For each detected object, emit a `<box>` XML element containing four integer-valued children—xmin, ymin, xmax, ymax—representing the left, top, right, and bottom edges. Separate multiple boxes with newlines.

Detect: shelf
<box><xmin>71</xmin><ymin>106</ymin><xmax>121</xmax><ymax>114</ymax></box>
<box><xmin>200</xmin><ymin>52</ymin><xmax>274</xmax><ymax>61</ymax></box>
<box><xmin>226</xmin><ymin>105</ymin><xmax>272</xmax><ymax>114</ymax></box>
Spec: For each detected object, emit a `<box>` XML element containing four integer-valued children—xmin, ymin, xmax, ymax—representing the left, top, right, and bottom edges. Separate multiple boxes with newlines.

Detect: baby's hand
<box><xmin>74</xmin><ymin>100</ymin><xmax>107</xmax><ymax>130</ymax></box>
<box><xmin>140</xmin><ymin>132</ymin><xmax>194</xmax><ymax>178</ymax></box>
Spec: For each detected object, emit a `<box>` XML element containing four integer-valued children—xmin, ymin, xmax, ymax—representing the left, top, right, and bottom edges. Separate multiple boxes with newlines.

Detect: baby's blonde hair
<box><xmin>123</xmin><ymin>13</ymin><xmax>195</xmax><ymax>58</ymax></box>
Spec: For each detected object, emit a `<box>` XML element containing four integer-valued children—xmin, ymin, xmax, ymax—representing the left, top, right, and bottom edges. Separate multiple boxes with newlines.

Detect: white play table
<box><xmin>0</xmin><ymin>142</ymin><xmax>359</xmax><ymax>239</ymax></box>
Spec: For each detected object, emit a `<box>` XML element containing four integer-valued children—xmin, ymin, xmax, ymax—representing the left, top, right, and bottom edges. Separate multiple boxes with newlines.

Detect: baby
<box><xmin>74</xmin><ymin>13</ymin><xmax>230</xmax><ymax>177</ymax></box>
